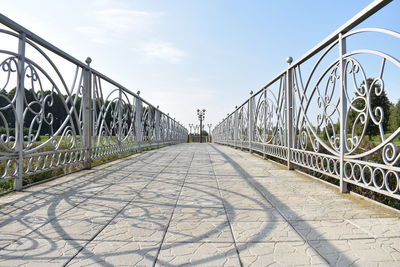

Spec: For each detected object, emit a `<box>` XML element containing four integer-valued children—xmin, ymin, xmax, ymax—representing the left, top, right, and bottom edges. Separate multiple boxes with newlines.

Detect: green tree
<box><xmin>389</xmin><ymin>100</ymin><xmax>400</xmax><ymax>133</ymax></box>
<box><xmin>348</xmin><ymin>78</ymin><xmax>392</xmax><ymax>138</ymax></box>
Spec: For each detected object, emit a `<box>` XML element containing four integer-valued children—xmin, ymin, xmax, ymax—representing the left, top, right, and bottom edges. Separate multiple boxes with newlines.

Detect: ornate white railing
<box><xmin>0</xmin><ymin>14</ymin><xmax>187</xmax><ymax>190</ymax></box>
<box><xmin>213</xmin><ymin>0</ymin><xmax>400</xmax><ymax>200</ymax></box>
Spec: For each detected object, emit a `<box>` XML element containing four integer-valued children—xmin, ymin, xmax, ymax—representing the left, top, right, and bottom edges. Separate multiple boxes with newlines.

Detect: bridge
<box><xmin>0</xmin><ymin>143</ymin><xmax>399</xmax><ymax>266</ymax></box>
<box><xmin>0</xmin><ymin>0</ymin><xmax>399</xmax><ymax>266</ymax></box>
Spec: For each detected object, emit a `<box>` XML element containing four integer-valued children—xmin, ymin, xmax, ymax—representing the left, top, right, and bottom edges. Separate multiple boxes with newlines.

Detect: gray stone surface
<box><xmin>0</xmin><ymin>143</ymin><xmax>398</xmax><ymax>266</ymax></box>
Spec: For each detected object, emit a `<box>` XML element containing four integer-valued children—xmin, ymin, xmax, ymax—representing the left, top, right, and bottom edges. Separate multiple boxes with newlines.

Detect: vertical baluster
<box><xmin>15</xmin><ymin>33</ymin><xmax>26</xmax><ymax>190</ymax></box>
<box><xmin>286</xmin><ymin>57</ymin><xmax>294</xmax><ymax>170</ymax></box>
<box><xmin>117</xmin><ymin>88</ymin><xmax>123</xmax><ymax>153</ymax></box>
<box><xmin>263</xmin><ymin>88</ymin><xmax>267</xmax><ymax>159</ymax></box>
<box><xmin>339</xmin><ymin>33</ymin><xmax>349</xmax><ymax>193</ymax></box>
<box><xmin>135</xmin><ymin>93</ymin><xmax>142</xmax><ymax>152</ymax></box>
<box><xmin>248</xmin><ymin>91</ymin><xmax>255</xmax><ymax>153</ymax></box>
<box><xmin>83</xmin><ymin>57</ymin><xmax>92</xmax><ymax>169</ymax></box>
<box><xmin>155</xmin><ymin>107</ymin><xmax>160</xmax><ymax>147</ymax></box>
<box><xmin>234</xmin><ymin>110</ymin><xmax>238</xmax><ymax>148</ymax></box>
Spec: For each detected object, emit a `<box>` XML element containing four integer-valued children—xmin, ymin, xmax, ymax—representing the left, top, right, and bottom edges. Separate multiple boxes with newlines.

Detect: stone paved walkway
<box><xmin>0</xmin><ymin>143</ymin><xmax>399</xmax><ymax>266</ymax></box>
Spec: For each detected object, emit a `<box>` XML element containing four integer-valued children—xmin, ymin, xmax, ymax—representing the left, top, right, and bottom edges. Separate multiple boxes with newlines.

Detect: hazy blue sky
<box><xmin>1</xmin><ymin>0</ymin><xmax>399</xmax><ymax>130</ymax></box>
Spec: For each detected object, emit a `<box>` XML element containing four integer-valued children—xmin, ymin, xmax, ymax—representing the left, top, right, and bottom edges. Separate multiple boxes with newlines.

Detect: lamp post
<box><xmin>189</xmin><ymin>124</ymin><xmax>193</xmax><ymax>135</ymax></box>
<box><xmin>207</xmin><ymin>123</ymin><xmax>212</xmax><ymax>142</ymax></box>
<box><xmin>197</xmin><ymin>109</ymin><xmax>206</xmax><ymax>143</ymax></box>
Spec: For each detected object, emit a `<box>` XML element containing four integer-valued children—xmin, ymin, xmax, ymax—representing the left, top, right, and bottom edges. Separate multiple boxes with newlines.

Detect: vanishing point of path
<box><xmin>0</xmin><ymin>143</ymin><xmax>399</xmax><ymax>266</ymax></box>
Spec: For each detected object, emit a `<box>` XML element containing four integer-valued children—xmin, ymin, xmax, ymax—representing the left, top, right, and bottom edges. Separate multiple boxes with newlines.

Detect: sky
<box><xmin>0</xmin><ymin>0</ymin><xmax>399</xmax><ymax>132</ymax></box>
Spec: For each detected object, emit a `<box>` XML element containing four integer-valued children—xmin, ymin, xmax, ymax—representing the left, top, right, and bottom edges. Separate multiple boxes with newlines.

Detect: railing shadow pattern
<box><xmin>0</xmin><ymin>143</ymin><xmax>393</xmax><ymax>265</ymax></box>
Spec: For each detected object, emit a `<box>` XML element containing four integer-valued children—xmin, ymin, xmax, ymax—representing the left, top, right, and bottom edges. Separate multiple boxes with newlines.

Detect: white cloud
<box><xmin>75</xmin><ymin>8</ymin><xmax>163</xmax><ymax>45</ymax></box>
<box><xmin>95</xmin><ymin>8</ymin><xmax>160</xmax><ymax>33</ymax></box>
<box><xmin>75</xmin><ymin>26</ymin><xmax>112</xmax><ymax>44</ymax></box>
<box><xmin>139</xmin><ymin>41</ymin><xmax>186</xmax><ymax>64</ymax></box>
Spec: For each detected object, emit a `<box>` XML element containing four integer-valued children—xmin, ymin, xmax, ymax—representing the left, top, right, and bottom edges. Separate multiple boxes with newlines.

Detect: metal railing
<box><xmin>0</xmin><ymin>14</ymin><xmax>187</xmax><ymax>190</ymax></box>
<box><xmin>213</xmin><ymin>0</ymin><xmax>400</xmax><ymax>200</ymax></box>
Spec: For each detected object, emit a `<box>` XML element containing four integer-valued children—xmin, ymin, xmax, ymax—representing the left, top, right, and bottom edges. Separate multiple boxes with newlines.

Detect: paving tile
<box><xmin>119</xmin><ymin>203</ymin><xmax>174</xmax><ymax>222</ymax></box>
<box><xmin>231</xmin><ymin>221</ymin><xmax>302</xmax><ymax>242</ymax></box>
<box><xmin>155</xmin><ymin>242</ymin><xmax>240</xmax><ymax>266</ymax></box>
<box><xmin>222</xmin><ymin>194</ymin><xmax>273</xmax><ymax>209</ymax></box>
<box><xmin>0</xmin><ymin>214</ymin><xmax>50</xmax><ymax>236</ymax></box>
<box><xmin>0</xmin><ymin>235</ymin><xmax>85</xmax><ymax>266</ymax></box>
<box><xmin>172</xmin><ymin>207</ymin><xmax>227</xmax><ymax>222</ymax></box>
<box><xmin>309</xmin><ymin>238</ymin><xmax>400</xmax><ymax>266</ymax></box>
<box><xmin>32</xmin><ymin>217</ymin><xmax>110</xmax><ymax>241</ymax></box>
<box><xmin>290</xmin><ymin>219</ymin><xmax>373</xmax><ymax>241</ymax></box>
<box><xmin>276</xmin><ymin>204</ymin><xmax>395</xmax><ymax>221</ymax></box>
<box><xmin>165</xmin><ymin>221</ymin><xmax>233</xmax><ymax>243</ymax></box>
<box><xmin>177</xmin><ymin>194</ymin><xmax>224</xmax><ymax>208</ymax></box>
<box><xmin>226</xmin><ymin>208</ymin><xmax>283</xmax><ymax>222</ymax></box>
<box><xmin>94</xmin><ymin>217</ymin><xmax>167</xmax><ymax>242</ymax></box>
<box><xmin>67</xmin><ymin>241</ymin><xmax>160</xmax><ymax>266</ymax></box>
<box><xmin>237</xmin><ymin>241</ymin><xmax>327</xmax><ymax>266</ymax></box>
<box><xmin>346</xmin><ymin>218</ymin><xmax>400</xmax><ymax>238</ymax></box>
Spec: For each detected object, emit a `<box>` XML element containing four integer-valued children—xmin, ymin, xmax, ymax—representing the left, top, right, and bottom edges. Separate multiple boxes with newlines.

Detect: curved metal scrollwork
<box><xmin>0</xmin><ymin>18</ymin><xmax>187</xmax><ymax>189</ymax></box>
<box><xmin>214</xmin><ymin>24</ymin><xmax>400</xmax><ymax>201</ymax></box>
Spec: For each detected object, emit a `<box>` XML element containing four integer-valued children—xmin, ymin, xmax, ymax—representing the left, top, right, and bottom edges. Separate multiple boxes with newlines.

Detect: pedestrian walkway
<box><xmin>0</xmin><ymin>143</ymin><xmax>399</xmax><ymax>266</ymax></box>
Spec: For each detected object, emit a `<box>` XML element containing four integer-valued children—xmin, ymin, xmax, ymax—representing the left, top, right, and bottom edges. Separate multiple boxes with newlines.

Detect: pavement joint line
<box><xmin>0</xmin><ymin>151</ymin><xmax>167</xmax><ymax>252</ymax></box>
<box><xmin>210</xmin><ymin>144</ymin><xmax>333</xmax><ymax>266</ymax></box>
<box><xmin>152</xmin><ymin>151</ymin><xmax>196</xmax><ymax>267</ymax></box>
<box><xmin>63</xmin><ymin>152</ymin><xmax>183</xmax><ymax>266</ymax></box>
<box><xmin>208</xmin><ymin>146</ymin><xmax>244</xmax><ymax>267</ymax></box>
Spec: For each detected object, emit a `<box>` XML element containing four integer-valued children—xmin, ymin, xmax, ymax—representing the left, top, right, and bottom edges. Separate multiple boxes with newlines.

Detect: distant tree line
<box><xmin>0</xmin><ymin>88</ymin><xmax>156</xmax><ymax>138</ymax></box>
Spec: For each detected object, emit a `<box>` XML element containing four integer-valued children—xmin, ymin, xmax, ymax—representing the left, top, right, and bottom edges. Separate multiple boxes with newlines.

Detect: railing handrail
<box><xmin>292</xmin><ymin>0</ymin><xmax>392</xmax><ymax>67</ymax></box>
<box><xmin>220</xmin><ymin>0</ymin><xmax>393</xmax><ymax>123</ymax></box>
<box><xmin>213</xmin><ymin>0</ymin><xmax>400</xmax><ymax>204</ymax></box>
<box><xmin>0</xmin><ymin>13</ymin><xmax>184</xmax><ymax>129</ymax></box>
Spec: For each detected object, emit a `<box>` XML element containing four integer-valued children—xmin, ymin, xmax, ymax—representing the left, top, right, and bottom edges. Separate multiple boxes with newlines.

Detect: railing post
<box><xmin>83</xmin><ymin>57</ymin><xmax>92</xmax><ymax>169</ymax></box>
<box><xmin>263</xmin><ymin>89</ymin><xmax>267</xmax><ymax>159</ymax></box>
<box><xmin>248</xmin><ymin>91</ymin><xmax>255</xmax><ymax>153</ymax></box>
<box><xmin>286</xmin><ymin>57</ymin><xmax>294</xmax><ymax>170</ymax></box>
<box><xmin>155</xmin><ymin>108</ymin><xmax>160</xmax><ymax>147</ymax></box>
<box><xmin>171</xmin><ymin>118</ymin><xmax>174</xmax><ymax>144</ymax></box>
<box><xmin>117</xmin><ymin>88</ymin><xmax>123</xmax><ymax>153</ymax></box>
<box><xmin>15</xmin><ymin>33</ymin><xmax>26</xmax><ymax>190</ymax></box>
<box><xmin>339</xmin><ymin>33</ymin><xmax>349</xmax><ymax>193</ymax></box>
<box><xmin>234</xmin><ymin>111</ymin><xmax>238</xmax><ymax>148</ymax></box>
<box><xmin>135</xmin><ymin>93</ymin><xmax>142</xmax><ymax>152</ymax></box>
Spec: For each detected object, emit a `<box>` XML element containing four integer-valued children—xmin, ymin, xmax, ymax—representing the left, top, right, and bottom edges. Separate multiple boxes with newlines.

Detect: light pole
<box><xmin>207</xmin><ymin>123</ymin><xmax>212</xmax><ymax>142</ymax></box>
<box><xmin>189</xmin><ymin>124</ymin><xmax>193</xmax><ymax>135</ymax></box>
<box><xmin>197</xmin><ymin>109</ymin><xmax>206</xmax><ymax>143</ymax></box>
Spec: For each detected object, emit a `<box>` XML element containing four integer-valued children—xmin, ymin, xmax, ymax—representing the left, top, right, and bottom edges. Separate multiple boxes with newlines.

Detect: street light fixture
<box><xmin>197</xmin><ymin>109</ymin><xmax>206</xmax><ymax>143</ymax></box>
<box><xmin>188</xmin><ymin>124</ymin><xmax>193</xmax><ymax>135</ymax></box>
<box><xmin>207</xmin><ymin>124</ymin><xmax>212</xmax><ymax>142</ymax></box>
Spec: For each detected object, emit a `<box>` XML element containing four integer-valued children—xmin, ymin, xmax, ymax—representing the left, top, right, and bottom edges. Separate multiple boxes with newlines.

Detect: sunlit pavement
<box><xmin>0</xmin><ymin>143</ymin><xmax>399</xmax><ymax>266</ymax></box>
